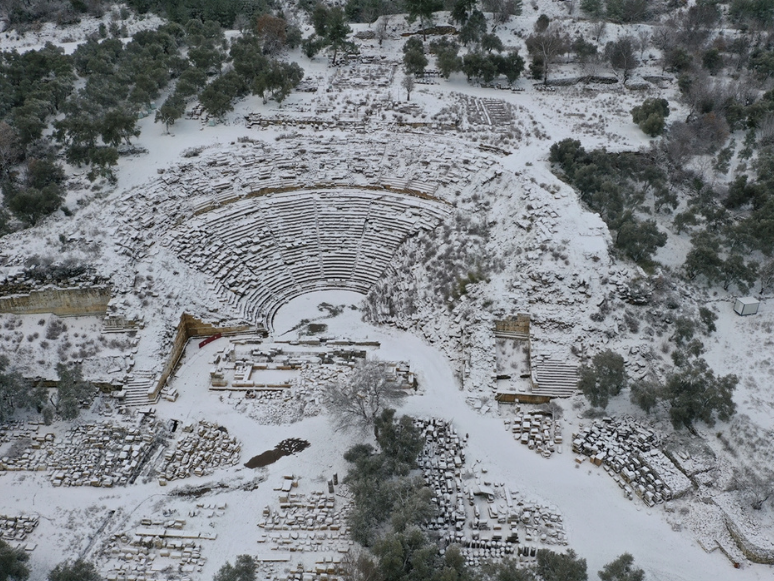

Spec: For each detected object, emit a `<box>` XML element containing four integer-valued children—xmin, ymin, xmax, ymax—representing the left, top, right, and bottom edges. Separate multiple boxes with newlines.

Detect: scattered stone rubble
<box><xmin>212</xmin><ymin>339</ymin><xmax>416</xmax><ymax>425</ymax></box>
<box><xmin>504</xmin><ymin>409</ymin><xmax>562</xmax><ymax>459</ymax></box>
<box><xmin>0</xmin><ymin>420</ymin><xmax>164</xmax><ymax>487</ymax></box>
<box><xmin>572</xmin><ymin>417</ymin><xmax>693</xmax><ymax>506</ymax></box>
<box><xmin>0</xmin><ymin>514</ymin><xmax>39</xmax><ymax>550</ymax></box>
<box><xmin>102</xmin><ymin>504</ymin><xmax>224</xmax><ymax>581</ymax></box>
<box><xmin>0</xmin><ymin>420</ymin><xmax>40</xmax><ymax>445</ymax></box>
<box><xmin>158</xmin><ymin>421</ymin><xmax>240</xmax><ymax>484</ymax></box>
<box><xmin>257</xmin><ymin>476</ymin><xmax>351</xmax><ymax>554</ymax></box>
<box><xmin>256</xmin><ymin>557</ymin><xmax>346</xmax><ymax>581</ymax></box>
<box><xmin>416</xmin><ymin>418</ymin><xmax>566</xmax><ymax>567</ymax></box>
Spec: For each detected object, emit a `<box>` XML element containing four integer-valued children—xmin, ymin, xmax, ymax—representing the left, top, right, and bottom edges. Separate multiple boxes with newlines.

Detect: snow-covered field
<box><xmin>2</xmin><ymin>4</ymin><xmax>774</xmax><ymax>581</ymax></box>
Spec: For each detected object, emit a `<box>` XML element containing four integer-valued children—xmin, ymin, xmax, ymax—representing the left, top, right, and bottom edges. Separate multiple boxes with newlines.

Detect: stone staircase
<box><xmin>533</xmin><ymin>360</ymin><xmax>579</xmax><ymax>398</ymax></box>
<box><xmin>122</xmin><ymin>371</ymin><xmax>159</xmax><ymax>407</ymax></box>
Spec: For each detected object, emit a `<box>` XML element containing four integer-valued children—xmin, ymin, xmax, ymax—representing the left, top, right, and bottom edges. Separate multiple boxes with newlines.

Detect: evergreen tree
<box><xmin>499</xmin><ymin>50</ymin><xmax>525</xmax><ymax>84</ymax></box>
<box><xmin>100</xmin><ymin>108</ymin><xmax>140</xmax><ymax>147</ymax></box>
<box><xmin>48</xmin><ymin>560</ymin><xmax>102</xmax><ymax>581</ymax></box>
<box><xmin>308</xmin><ymin>6</ymin><xmax>355</xmax><ymax>65</ymax></box>
<box><xmin>155</xmin><ymin>92</ymin><xmax>186</xmax><ymax>132</ymax></box>
<box><xmin>630</xmin><ymin>379</ymin><xmax>660</xmax><ymax>414</ymax></box>
<box><xmin>430</xmin><ymin>38</ymin><xmax>462</xmax><ymax>78</ymax></box>
<box><xmin>54</xmin><ymin>363</ymin><xmax>96</xmax><ymax>421</ymax></box>
<box><xmin>665</xmin><ymin>358</ymin><xmax>737</xmax><ymax>430</ymax></box>
<box><xmin>451</xmin><ymin>0</ymin><xmax>477</xmax><ymax>25</ymax></box>
<box><xmin>405</xmin><ymin>0</ymin><xmax>444</xmax><ymax>36</ymax></box>
<box><xmin>615</xmin><ymin>219</ymin><xmax>667</xmax><ymax>263</ymax></box>
<box><xmin>481</xmin><ymin>33</ymin><xmax>504</xmax><ymax>54</ymax></box>
<box><xmin>0</xmin><ymin>356</ymin><xmax>46</xmax><ymax>422</ymax></box>
<box><xmin>581</xmin><ymin>0</ymin><xmax>604</xmax><ymax>17</ymax></box>
<box><xmin>213</xmin><ymin>555</ymin><xmax>256</xmax><ymax>581</ymax></box>
<box><xmin>0</xmin><ymin>539</ymin><xmax>29</xmax><ymax>581</ymax></box>
<box><xmin>631</xmin><ymin>98</ymin><xmax>669</xmax><ymax>137</ymax></box>
<box><xmin>536</xmin><ymin>549</ymin><xmax>588</xmax><ymax>581</ymax></box>
<box><xmin>459</xmin><ymin>10</ymin><xmax>487</xmax><ymax>46</ymax></box>
<box><xmin>403</xmin><ymin>38</ymin><xmax>428</xmax><ymax>76</ymax></box>
<box><xmin>5</xmin><ymin>185</ymin><xmax>63</xmax><ymax>226</ymax></box>
<box><xmin>579</xmin><ymin>350</ymin><xmax>626</xmax><ymax>408</ymax></box>
<box><xmin>598</xmin><ymin>553</ymin><xmax>645</xmax><ymax>581</ymax></box>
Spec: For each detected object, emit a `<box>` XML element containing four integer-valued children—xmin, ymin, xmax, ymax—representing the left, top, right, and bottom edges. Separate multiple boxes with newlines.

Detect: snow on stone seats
<box><xmin>166</xmin><ymin>189</ymin><xmax>450</xmax><ymax>328</ymax></box>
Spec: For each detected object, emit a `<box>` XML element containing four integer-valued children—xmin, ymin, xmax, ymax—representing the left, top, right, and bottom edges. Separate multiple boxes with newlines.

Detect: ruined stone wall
<box><xmin>724</xmin><ymin>512</ymin><xmax>774</xmax><ymax>564</ymax></box>
<box><xmin>0</xmin><ymin>287</ymin><xmax>111</xmax><ymax>317</ymax></box>
<box><xmin>494</xmin><ymin>314</ymin><xmax>531</xmax><ymax>337</ymax></box>
<box><xmin>149</xmin><ymin>314</ymin><xmax>254</xmax><ymax>401</ymax></box>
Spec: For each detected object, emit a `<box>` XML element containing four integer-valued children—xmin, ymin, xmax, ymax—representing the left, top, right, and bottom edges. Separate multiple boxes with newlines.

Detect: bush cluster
<box><xmin>549</xmin><ymin>139</ymin><xmax>669</xmax><ymax>264</ymax></box>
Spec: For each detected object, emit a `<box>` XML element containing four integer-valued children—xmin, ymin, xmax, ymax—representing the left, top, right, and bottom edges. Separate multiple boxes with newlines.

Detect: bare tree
<box><xmin>0</xmin><ymin>121</ymin><xmax>21</xmax><ymax>178</ymax></box>
<box><xmin>651</xmin><ymin>23</ymin><xmax>677</xmax><ymax>53</ymax></box>
<box><xmin>728</xmin><ymin>465</ymin><xmax>774</xmax><ymax>510</ymax></box>
<box><xmin>757</xmin><ymin>113</ymin><xmax>774</xmax><ymax>146</ymax></box>
<box><xmin>525</xmin><ymin>24</ymin><xmax>571</xmax><ymax>84</ymax></box>
<box><xmin>482</xmin><ymin>0</ymin><xmax>523</xmax><ymax>24</ymax></box>
<box><xmin>402</xmin><ymin>75</ymin><xmax>415</xmax><ymax>101</ymax></box>
<box><xmin>760</xmin><ymin>259</ymin><xmax>774</xmax><ymax>294</ymax></box>
<box><xmin>376</xmin><ymin>15</ymin><xmax>391</xmax><ymax>46</ymax></box>
<box><xmin>233</xmin><ymin>13</ymin><xmax>250</xmax><ymax>33</ymax></box>
<box><xmin>636</xmin><ymin>29</ymin><xmax>650</xmax><ymax>60</ymax></box>
<box><xmin>591</xmin><ymin>19</ymin><xmax>606</xmax><ymax>42</ymax></box>
<box><xmin>605</xmin><ymin>36</ymin><xmax>639</xmax><ymax>83</ymax></box>
<box><xmin>324</xmin><ymin>360</ymin><xmax>407</xmax><ymax>435</ymax></box>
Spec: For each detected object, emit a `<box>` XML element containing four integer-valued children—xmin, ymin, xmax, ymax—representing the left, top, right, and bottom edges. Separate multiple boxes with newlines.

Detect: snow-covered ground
<box><xmin>2</xmin><ymin>295</ymin><xmax>770</xmax><ymax>580</ymax></box>
<box><xmin>2</xmin><ymin>5</ymin><xmax>774</xmax><ymax>580</ymax></box>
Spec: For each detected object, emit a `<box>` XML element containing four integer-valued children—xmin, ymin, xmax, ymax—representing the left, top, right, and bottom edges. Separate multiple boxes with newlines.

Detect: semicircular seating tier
<box><xmin>165</xmin><ymin>189</ymin><xmax>451</xmax><ymax>327</ymax></box>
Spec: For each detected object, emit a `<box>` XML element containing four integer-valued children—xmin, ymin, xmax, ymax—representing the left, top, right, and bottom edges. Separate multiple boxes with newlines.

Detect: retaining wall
<box><xmin>0</xmin><ymin>287</ymin><xmax>111</xmax><ymax>317</ymax></box>
<box><xmin>149</xmin><ymin>314</ymin><xmax>255</xmax><ymax>401</ymax></box>
<box><xmin>724</xmin><ymin>511</ymin><xmax>774</xmax><ymax>564</ymax></box>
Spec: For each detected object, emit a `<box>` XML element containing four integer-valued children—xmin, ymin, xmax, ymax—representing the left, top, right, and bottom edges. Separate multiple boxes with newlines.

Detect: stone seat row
<box><xmin>165</xmin><ymin>190</ymin><xmax>450</xmax><ymax>323</ymax></box>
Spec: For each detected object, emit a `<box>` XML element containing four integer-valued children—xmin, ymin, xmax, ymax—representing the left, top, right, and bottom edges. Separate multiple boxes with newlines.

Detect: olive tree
<box><xmin>213</xmin><ymin>555</ymin><xmax>256</xmax><ymax>581</ymax></box>
<box><xmin>579</xmin><ymin>350</ymin><xmax>626</xmax><ymax>409</ymax></box>
<box><xmin>605</xmin><ymin>36</ymin><xmax>639</xmax><ymax>83</ymax></box>
<box><xmin>598</xmin><ymin>553</ymin><xmax>644</xmax><ymax>581</ymax></box>
<box><xmin>0</xmin><ymin>539</ymin><xmax>29</xmax><ymax>581</ymax></box>
<box><xmin>53</xmin><ymin>362</ymin><xmax>96</xmax><ymax>421</ymax></box>
<box><xmin>525</xmin><ymin>25</ymin><xmax>571</xmax><ymax>84</ymax></box>
<box><xmin>48</xmin><ymin>560</ymin><xmax>101</xmax><ymax>581</ymax></box>
<box><xmin>664</xmin><ymin>357</ymin><xmax>737</xmax><ymax>430</ymax></box>
<box><xmin>0</xmin><ymin>356</ymin><xmax>46</xmax><ymax>422</ymax></box>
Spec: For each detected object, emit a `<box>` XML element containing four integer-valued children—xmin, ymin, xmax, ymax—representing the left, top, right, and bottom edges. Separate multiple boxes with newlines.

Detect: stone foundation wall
<box><xmin>724</xmin><ymin>512</ymin><xmax>774</xmax><ymax>564</ymax></box>
<box><xmin>0</xmin><ymin>287</ymin><xmax>111</xmax><ymax>317</ymax></box>
<box><xmin>149</xmin><ymin>314</ymin><xmax>255</xmax><ymax>401</ymax></box>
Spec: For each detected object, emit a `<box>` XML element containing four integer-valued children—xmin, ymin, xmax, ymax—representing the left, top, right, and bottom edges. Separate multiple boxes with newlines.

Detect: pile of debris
<box><xmin>504</xmin><ymin>409</ymin><xmax>562</xmax><ymax>458</ymax></box>
<box><xmin>255</xmin><ymin>557</ymin><xmax>346</xmax><ymax>581</ymax></box>
<box><xmin>415</xmin><ymin>417</ymin><xmax>568</xmax><ymax>566</ymax></box>
<box><xmin>0</xmin><ymin>420</ymin><xmax>164</xmax><ymax>488</ymax></box>
<box><xmin>0</xmin><ymin>514</ymin><xmax>38</xmax><ymax>547</ymax></box>
<box><xmin>416</xmin><ymin>417</ymin><xmax>468</xmax><ymax>532</ymax></box>
<box><xmin>572</xmin><ymin>417</ymin><xmax>693</xmax><ymax>505</ymax></box>
<box><xmin>159</xmin><ymin>421</ymin><xmax>240</xmax><ymax>484</ymax></box>
<box><xmin>257</xmin><ymin>477</ymin><xmax>351</xmax><ymax>554</ymax></box>
<box><xmin>0</xmin><ymin>420</ymin><xmax>41</xmax><ymax>445</ymax></box>
<box><xmin>102</xmin><ymin>506</ymin><xmax>223</xmax><ymax>581</ymax></box>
